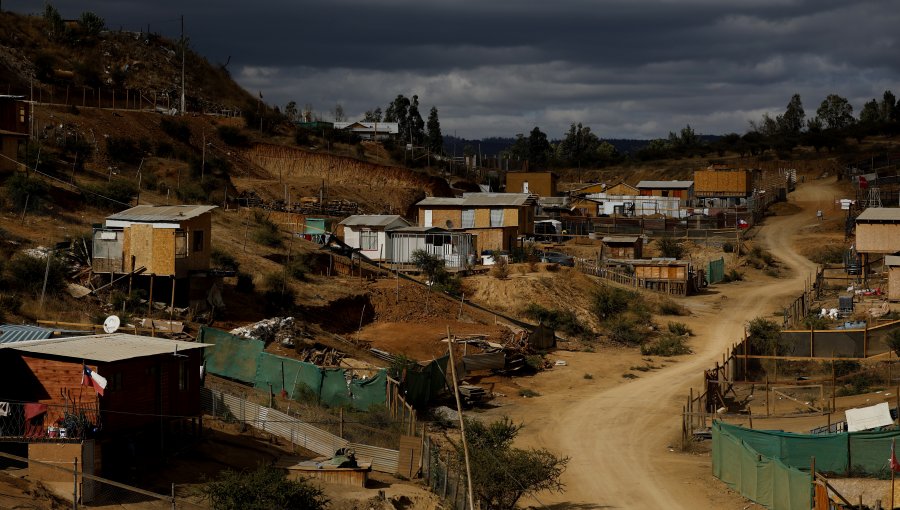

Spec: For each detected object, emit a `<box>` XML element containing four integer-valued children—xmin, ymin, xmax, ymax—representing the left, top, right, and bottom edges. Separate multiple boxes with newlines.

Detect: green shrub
<box><xmin>641</xmin><ymin>334</ymin><xmax>691</xmax><ymax>356</ymax></box>
<box><xmin>160</xmin><ymin>117</ymin><xmax>192</xmax><ymax>143</ymax></box>
<box><xmin>521</xmin><ymin>304</ymin><xmax>589</xmax><ymax>338</ymax></box>
<box><xmin>605</xmin><ymin>316</ymin><xmax>644</xmax><ymax>345</ymax></box>
<box><xmin>155</xmin><ymin>141</ymin><xmax>175</xmax><ymax>158</ymax></box>
<box><xmin>657</xmin><ymin>298</ymin><xmax>686</xmax><ymax>315</ymax></box>
<box><xmin>217</xmin><ymin>125</ymin><xmax>250</xmax><ymax>147</ymax></box>
<box><xmin>253</xmin><ymin>220</ymin><xmax>282</xmax><ymax>248</ymax></box>
<box><xmin>518</xmin><ymin>388</ymin><xmax>540</xmax><ymax>398</ymax></box>
<box><xmin>809</xmin><ymin>245</ymin><xmax>846</xmax><ymax>265</ymax></box>
<box><xmin>176</xmin><ymin>182</ymin><xmax>207</xmax><ymax>203</ymax></box>
<box><xmin>491</xmin><ymin>257</ymin><xmax>510</xmax><ymax>279</ymax></box>
<box><xmin>667</xmin><ymin>321</ymin><xmax>693</xmax><ymax>336</ymax></box>
<box><xmin>722</xmin><ymin>242</ymin><xmax>734</xmax><ymax>253</ymax></box>
<box><xmin>592</xmin><ymin>285</ymin><xmax>637</xmax><ymax>321</ymax></box>
<box><xmin>211</xmin><ymin>249</ymin><xmax>240</xmax><ymax>272</ymax></box>
<box><xmin>262</xmin><ymin>272</ymin><xmax>295</xmax><ymax>314</ymax></box>
<box><xmin>199</xmin><ymin>465</ymin><xmax>328</xmax><ymax>510</ymax></box>
<box><xmin>747</xmin><ymin>317</ymin><xmax>784</xmax><ymax>355</ymax></box>
<box><xmin>656</xmin><ymin>238</ymin><xmax>685</xmax><ymax>259</ymax></box>
<box><xmin>721</xmin><ymin>269</ymin><xmax>743</xmax><ymax>282</ymax></box>
<box><xmin>105</xmin><ymin>137</ymin><xmax>141</xmax><ymax>164</ymax></box>
<box><xmin>5</xmin><ymin>173</ymin><xmax>48</xmax><ymax>211</ymax></box>
<box><xmin>6</xmin><ymin>253</ymin><xmax>67</xmax><ymax>295</ymax></box>
<box><xmin>525</xmin><ymin>355</ymin><xmax>545</xmax><ymax>371</ymax></box>
<box><xmin>83</xmin><ymin>179</ymin><xmax>137</xmax><ymax>210</ymax></box>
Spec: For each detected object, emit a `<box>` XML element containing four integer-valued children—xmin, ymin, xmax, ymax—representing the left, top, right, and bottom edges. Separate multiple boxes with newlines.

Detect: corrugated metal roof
<box><xmin>338</xmin><ymin>215</ymin><xmax>410</xmax><ymax>227</ymax></box>
<box><xmin>636</xmin><ymin>180</ymin><xmax>694</xmax><ymax>189</ymax></box>
<box><xmin>106</xmin><ymin>205</ymin><xmax>217</xmax><ymax>222</ymax></box>
<box><xmin>602</xmin><ymin>236</ymin><xmax>641</xmax><ymax>243</ymax></box>
<box><xmin>856</xmin><ymin>208</ymin><xmax>900</xmax><ymax>222</ymax></box>
<box><xmin>885</xmin><ymin>255</ymin><xmax>900</xmax><ymax>267</ymax></box>
<box><xmin>418</xmin><ymin>193</ymin><xmax>535</xmax><ymax>207</ymax></box>
<box><xmin>0</xmin><ymin>325</ymin><xmax>55</xmax><ymax>344</ymax></box>
<box><xmin>3</xmin><ymin>333</ymin><xmax>212</xmax><ymax>362</ymax></box>
<box><xmin>390</xmin><ymin>226</ymin><xmax>448</xmax><ymax>233</ymax></box>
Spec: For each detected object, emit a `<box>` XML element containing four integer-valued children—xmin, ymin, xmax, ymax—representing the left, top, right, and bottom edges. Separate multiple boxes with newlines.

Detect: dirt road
<box><xmin>497</xmin><ymin>176</ymin><xmax>841</xmax><ymax>508</ymax></box>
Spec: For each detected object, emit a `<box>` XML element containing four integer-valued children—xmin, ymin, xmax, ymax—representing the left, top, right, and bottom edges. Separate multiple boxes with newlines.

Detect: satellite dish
<box><xmin>103</xmin><ymin>315</ymin><xmax>120</xmax><ymax>334</ymax></box>
<box><xmin>446</xmin><ymin>220</ymin><xmax>454</xmax><ymax>229</ymax></box>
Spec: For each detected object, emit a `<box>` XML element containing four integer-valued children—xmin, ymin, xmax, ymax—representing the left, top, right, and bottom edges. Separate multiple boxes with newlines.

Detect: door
<box><xmin>424</xmin><ymin>209</ymin><xmax>433</xmax><ymax>227</ymax></box>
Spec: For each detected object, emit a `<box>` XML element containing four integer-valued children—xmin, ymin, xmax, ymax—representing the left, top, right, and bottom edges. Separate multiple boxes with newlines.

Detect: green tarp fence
<box><xmin>713</xmin><ymin>422</ymin><xmax>900</xmax><ymax>510</ymax></box>
<box><xmin>199</xmin><ymin>326</ymin><xmax>387</xmax><ymax>410</ymax></box>
<box><xmin>708</xmin><ymin>257</ymin><xmax>725</xmax><ymax>284</ymax></box>
<box><xmin>402</xmin><ymin>355</ymin><xmax>450</xmax><ymax>408</ymax></box>
<box><xmin>713</xmin><ymin>422</ymin><xmax>812</xmax><ymax>510</ymax></box>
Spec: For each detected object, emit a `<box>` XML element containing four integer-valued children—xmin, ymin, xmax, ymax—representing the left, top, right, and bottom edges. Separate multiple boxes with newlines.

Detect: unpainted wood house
<box><xmin>0</xmin><ymin>95</ymin><xmax>30</xmax><ymax>173</ymax></box>
<box><xmin>601</xmin><ymin>235</ymin><xmax>644</xmax><ymax>259</ymax></box>
<box><xmin>0</xmin><ymin>333</ymin><xmax>210</xmax><ymax>477</ymax></box>
<box><xmin>92</xmin><ymin>205</ymin><xmax>217</xmax><ymax>278</ymax></box>
<box><xmin>855</xmin><ymin>208</ymin><xmax>900</xmax><ymax>280</ymax></box>
<box><xmin>416</xmin><ymin>193</ymin><xmax>536</xmax><ymax>253</ymax></box>
<box><xmin>636</xmin><ymin>180</ymin><xmax>694</xmax><ymax>203</ymax></box>
<box><xmin>506</xmin><ymin>171</ymin><xmax>558</xmax><ymax>197</ymax></box>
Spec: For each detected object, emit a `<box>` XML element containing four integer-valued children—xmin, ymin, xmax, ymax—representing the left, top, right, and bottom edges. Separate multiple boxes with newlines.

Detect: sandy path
<box><xmin>502</xmin><ymin>176</ymin><xmax>840</xmax><ymax>509</ymax></box>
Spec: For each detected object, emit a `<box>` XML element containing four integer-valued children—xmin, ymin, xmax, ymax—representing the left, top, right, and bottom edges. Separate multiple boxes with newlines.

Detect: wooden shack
<box><xmin>506</xmin><ymin>171</ymin><xmax>558</xmax><ymax>197</ymax></box>
<box><xmin>0</xmin><ymin>333</ymin><xmax>210</xmax><ymax>476</ymax></box>
<box><xmin>0</xmin><ymin>95</ymin><xmax>30</xmax><ymax>173</ymax></box>
<box><xmin>602</xmin><ymin>236</ymin><xmax>643</xmax><ymax>259</ymax></box>
<box><xmin>92</xmin><ymin>205</ymin><xmax>217</xmax><ymax>277</ymax></box>
<box><xmin>887</xmin><ymin>255</ymin><xmax>900</xmax><ymax>301</ymax></box>
<box><xmin>628</xmin><ymin>259</ymin><xmax>703</xmax><ymax>295</ymax></box>
<box><xmin>693</xmin><ymin>169</ymin><xmax>752</xmax><ymax>197</ymax></box>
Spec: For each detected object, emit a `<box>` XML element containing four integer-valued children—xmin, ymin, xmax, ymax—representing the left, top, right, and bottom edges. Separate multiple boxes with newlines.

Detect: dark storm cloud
<box><xmin>8</xmin><ymin>0</ymin><xmax>900</xmax><ymax>138</ymax></box>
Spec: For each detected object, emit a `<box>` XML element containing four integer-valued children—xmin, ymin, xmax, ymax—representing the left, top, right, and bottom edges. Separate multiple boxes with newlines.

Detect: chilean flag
<box><xmin>82</xmin><ymin>364</ymin><xmax>108</xmax><ymax>397</ymax></box>
<box><xmin>859</xmin><ymin>175</ymin><xmax>869</xmax><ymax>189</ymax></box>
<box><xmin>891</xmin><ymin>439</ymin><xmax>900</xmax><ymax>472</ymax></box>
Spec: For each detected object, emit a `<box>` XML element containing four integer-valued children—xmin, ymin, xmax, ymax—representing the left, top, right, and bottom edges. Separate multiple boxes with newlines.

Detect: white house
<box><xmin>338</xmin><ymin>215</ymin><xmax>411</xmax><ymax>261</ymax></box>
<box><xmin>389</xmin><ymin>226</ymin><xmax>474</xmax><ymax>271</ymax></box>
<box><xmin>585</xmin><ymin>193</ymin><xmax>687</xmax><ymax>218</ymax></box>
<box><xmin>333</xmin><ymin>121</ymin><xmax>400</xmax><ymax>140</ymax></box>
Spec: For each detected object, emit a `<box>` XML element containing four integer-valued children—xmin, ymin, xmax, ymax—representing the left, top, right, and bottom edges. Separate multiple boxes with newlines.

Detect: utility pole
<box><xmin>180</xmin><ymin>15</ymin><xmax>185</xmax><ymax>115</ymax></box>
<box><xmin>447</xmin><ymin>328</ymin><xmax>476</xmax><ymax>510</ymax></box>
<box><xmin>201</xmin><ymin>131</ymin><xmax>206</xmax><ymax>183</ymax></box>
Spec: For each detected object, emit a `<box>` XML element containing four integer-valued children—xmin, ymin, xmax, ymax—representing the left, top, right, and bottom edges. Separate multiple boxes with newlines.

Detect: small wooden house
<box><xmin>416</xmin><ymin>193</ymin><xmax>536</xmax><ymax>254</ymax></box>
<box><xmin>855</xmin><ymin>208</ymin><xmax>900</xmax><ymax>281</ymax></box>
<box><xmin>636</xmin><ymin>180</ymin><xmax>694</xmax><ymax>202</ymax></box>
<box><xmin>627</xmin><ymin>259</ymin><xmax>704</xmax><ymax>295</ymax></box>
<box><xmin>602</xmin><ymin>236</ymin><xmax>643</xmax><ymax>259</ymax></box>
<box><xmin>693</xmin><ymin>169</ymin><xmax>752</xmax><ymax>198</ymax></box>
<box><xmin>0</xmin><ymin>333</ymin><xmax>210</xmax><ymax>475</ymax></box>
<box><xmin>506</xmin><ymin>171</ymin><xmax>558</xmax><ymax>197</ymax></box>
<box><xmin>92</xmin><ymin>205</ymin><xmax>217</xmax><ymax>278</ymax></box>
<box><xmin>339</xmin><ymin>214</ymin><xmax>411</xmax><ymax>261</ymax></box>
<box><xmin>0</xmin><ymin>95</ymin><xmax>30</xmax><ymax>173</ymax></box>
<box><xmin>886</xmin><ymin>255</ymin><xmax>900</xmax><ymax>301</ymax></box>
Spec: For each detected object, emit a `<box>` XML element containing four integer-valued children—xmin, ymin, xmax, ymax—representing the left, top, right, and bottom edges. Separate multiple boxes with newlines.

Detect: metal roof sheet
<box><xmin>602</xmin><ymin>236</ymin><xmax>641</xmax><ymax>243</ymax></box>
<box><xmin>0</xmin><ymin>325</ymin><xmax>54</xmax><ymax>344</ymax></box>
<box><xmin>106</xmin><ymin>205</ymin><xmax>218</xmax><ymax>222</ymax></box>
<box><xmin>338</xmin><ymin>215</ymin><xmax>410</xmax><ymax>227</ymax></box>
<box><xmin>3</xmin><ymin>333</ymin><xmax>212</xmax><ymax>362</ymax></box>
<box><xmin>636</xmin><ymin>180</ymin><xmax>694</xmax><ymax>189</ymax></box>
<box><xmin>390</xmin><ymin>226</ymin><xmax>449</xmax><ymax>233</ymax></box>
<box><xmin>419</xmin><ymin>193</ymin><xmax>535</xmax><ymax>207</ymax></box>
<box><xmin>856</xmin><ymin>208</ymin><xmax>900</xmax><ymax>222</ymax></box>
<box><xmin>885</xmin><ymin>255</ymin><xmax>900</xmax><ymax>267</ymax></box>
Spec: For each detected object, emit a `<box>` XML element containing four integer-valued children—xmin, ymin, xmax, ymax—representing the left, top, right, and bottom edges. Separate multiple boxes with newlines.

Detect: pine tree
<box><xmin>426</xmin><ymin>106</ymin><xmax>443</xmax><ymax>155</ymax></box>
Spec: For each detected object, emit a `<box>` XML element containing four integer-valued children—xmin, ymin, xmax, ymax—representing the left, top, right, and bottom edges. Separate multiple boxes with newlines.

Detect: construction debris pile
<box><xmin>230</xmin><ymin>317</ymin><xmax>303</xmax><ymax>346</ymax></box>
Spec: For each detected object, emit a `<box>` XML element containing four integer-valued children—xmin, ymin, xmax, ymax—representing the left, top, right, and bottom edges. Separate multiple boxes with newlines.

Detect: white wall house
<box><xmin>585</xmin><ymin>193</ymin><xmax>688</xmax><ymax>218</ymax></box>
<box><xmin>338</xmin><ymin>215</ymin><xmax>411</xmax><ymax>261</ymax></box>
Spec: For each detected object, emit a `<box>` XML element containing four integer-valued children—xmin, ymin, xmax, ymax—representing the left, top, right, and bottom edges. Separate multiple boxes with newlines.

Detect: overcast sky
<box><xmin>7</xmin><ymin>1</ymin><xmax>900</xmax><ymax>140</ymax></box>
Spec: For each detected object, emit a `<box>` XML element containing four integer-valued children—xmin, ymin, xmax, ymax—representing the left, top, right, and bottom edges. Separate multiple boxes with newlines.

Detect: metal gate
<box><xmin>707</xmin><ymin>257</ymin><xmax>725</xmax><ymax>284</ymax></box>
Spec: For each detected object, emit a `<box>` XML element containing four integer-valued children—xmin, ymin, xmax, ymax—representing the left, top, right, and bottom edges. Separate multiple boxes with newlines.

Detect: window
<box><xmin>109</xmin><ymin>372</ymin><xmax>123</xmax><ymax>392</ymax></box>
<box><xmin>18</xmin><ymin>106</ymin><xmax>25</xmax><ymax>124</ymax></box>
<box><xmin>461</xmin><ymin>208</ymin><xmax>475</xmax><ymax>228</ymax></box>
<box><xmin>174</xmin><ymin>231</ymin><xmax>187</xmax><ymax>258</ymax></box>
<box><xmin>490</xmin><ymin>208</ymin><xmax>504</xmax><ymax>227</ymax></box>
<box><xmin>192</xmin><ymin>230</ymin><xmax>204</xmax><ymax>253</ymax></box>
<box><xmin>360</xmin><ymin>230</ymin><xmax>378</xmax><ymax>251</ymax></box>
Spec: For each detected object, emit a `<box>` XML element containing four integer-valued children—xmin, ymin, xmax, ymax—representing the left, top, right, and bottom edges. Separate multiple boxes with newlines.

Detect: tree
<box><xmin>459</xmin><ymin>417</ymin><xmax>568</xmax><ymax>510</ymax></box>
<box><xmin>79</xmin><ymin>11</ymin><xmax>105</xmax><ymax>37</ymax></box>
<box><xmin>558</xmin><ymin>123</ymin><xmax>600</xmax><ymax>168</ymax></box>
<box><xmin>283</xmin><ymin>101</ymin><xmax>298</xmax><ymax>121</ymax></box>
<box><xmin>384</xmin><ymin>95</ymin><xmax>410</xmax><ymax>140</ymax></box>
<box><xmin>881</xmin><ymin>90</ymin><xmax>897</xmax><ymax>123</ymax></box>
<box><xmin>426</xmin><ymin>106</ymin><xmax>443</xmax><ymax>155</ymax></box>
<box><xmin>779</xmin><ymin>94</ymin><xmax>805</xmax><ymax>135</ymax></box>
<box><xmin>199</xmin><ymin>465</ymin><xmax>328</xmax><ymax>510</ymax></box>
<box><xmin>43</xmin><ymin>4</ymin><xmax>65</xmax><ymax>41</ymax></box>
<box><xmin>859</xmin><ymin>99</ymin><xmax>881</xmax><ymax>126</ymax></box>
<box><xmin>816</xmin><ymin>94</ymin><xmax>855</xmax><ymax>130</ymax></box>
<box><xmin>408</xmin><ymin>95</ymin><xmax>425</xmax><ymax>145</ymax></box>
<box><xmin>363</xmin><ymin>107</ymin><xmax>382</xmax><ymax>122</ymax></box>
<box><xmin>332</xmin><ymin>103</ymin><xmax>345</xmax><ymax>122</ymax></box>
<box><xmin>526</xmin><ymin>126</ymin><xmax>551</xmax><ymax>168</ymax></box>
<box><xmin>747</xmin><ymin>317</ymin><xmax>784</xmax><ymax>355</ymax></box>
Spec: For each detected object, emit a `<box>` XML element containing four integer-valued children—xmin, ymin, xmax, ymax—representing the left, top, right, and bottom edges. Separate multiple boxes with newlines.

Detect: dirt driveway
<box><xmin>485</xmin><ymin>175</ymin><xmax>841</xmax><ymax>509</ymax></box>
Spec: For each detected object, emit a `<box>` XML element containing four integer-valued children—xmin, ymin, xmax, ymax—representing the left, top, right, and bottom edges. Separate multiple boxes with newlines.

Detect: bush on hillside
<box><xmin>105</xmin><ymin>137</ymin><xmax>142</xmax><ymax>164</ymax></box>
<box><xmin>656</xmin><ymin>238</ymin><xmax>685</xmax><ymax>259</ymax></box>
<box><xmin>160</xmin><ymin>118</ymin><xmax>192</xmax><ymax>143</ymax></box>
<box><xmin>522</xmin><ymin>304</ymin><xmax>589</xmax><ymax>339</ymax></box>
<box><xmin>82</xmin><ymin>179</ymin><xmax>137</xmax><ymax>210</ymax></box>
<box><xmin>217</xmin><ymin>125</ymin><xmax>250</xmax><ymax>147</ymax></box>
<box><xmin>5</xmin><ymin>252</ymin><xmax>67</xmax><ymax>296</ymax></box>
<box><xmin>4</xmin><ymin>173</ymin><xmax>48</xmax><ymax>212</ymax></box>
<box><xmin>605</xmin><ymin>316</ymin><xmax>644</xmax><ymax>345</ymax></box>
<box><xmin>641</xmin><ymin>334</ymin><xmax>691</xmax><ymax>356</ymax></box>
<box><xmin>591</xmin><ymin>285</ymin><xmax>637</xmax><ymax>321</ymax></box>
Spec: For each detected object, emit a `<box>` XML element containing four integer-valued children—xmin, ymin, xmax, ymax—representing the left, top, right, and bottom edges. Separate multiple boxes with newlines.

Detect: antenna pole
<box><xmin>180</xmin><ymin>15</ymin><xmax>185</xmax><ymax>115</ymax></box>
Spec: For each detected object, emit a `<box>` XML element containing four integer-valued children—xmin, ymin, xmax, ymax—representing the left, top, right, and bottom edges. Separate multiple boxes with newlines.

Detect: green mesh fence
<box><xmin>713</xmin><ymin>422</ymin><xmax>812</xmax><ymax>510</ymax></box>
<box><xmin>199</xmin><ymin>327</ymin><xmax>387</xmax><ymax>410</ymax></box>
<box><xmin>403</xmin><ymin>355</ymin><xmax>450</xmax><ymax>407</ymax></box>
<box><xmin>714</xmin><ymin>421</ymin><xmax>900</xmax><ymax>509</ymax></box>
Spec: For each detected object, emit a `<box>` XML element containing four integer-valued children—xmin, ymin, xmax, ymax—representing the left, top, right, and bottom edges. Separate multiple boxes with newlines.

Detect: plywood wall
<box><xmin>857</xmin><ymin>224</ymin><xmax>900</xmax><ymax>254</ymax></box>
<box><xmin>694</xmin><ymin>170</ymin><xmax>750</xmax><ymax>196</ymax></box>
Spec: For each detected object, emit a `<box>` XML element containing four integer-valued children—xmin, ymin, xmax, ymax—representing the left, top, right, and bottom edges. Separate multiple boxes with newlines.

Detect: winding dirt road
<box><xmin>494</xmin><ymin>176</ymin><xmax>841</xmax><ymax>509</ymax></box>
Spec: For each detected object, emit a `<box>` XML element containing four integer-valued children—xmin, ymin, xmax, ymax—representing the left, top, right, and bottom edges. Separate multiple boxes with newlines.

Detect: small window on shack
<box><xmin>360</xmin><ymin>230</ymin><xmax>378</xmax><ymax>251</ymax></box>
<box><xmin>178</xmin><ymin>360</ymin><xmax>189</xmax><ymax>391</ymax></box>
<box><xmin>109</xmin><ymin>372</ymin><xmax>123</xmax><ymax>392</ymax></box>
<box><xmin>18</xmin><ymin>106</ymin><xmax>25</xmax><ymax>124</ymax></box>
<box><xmin>192</xmin><ymin>230</ymin><xmax>204</xmax><ymax>253</ymax></box>
<box><xmin>174</xmin><ymin>231</ymin><xmax>188</xmax><ymax>258</ymax></box>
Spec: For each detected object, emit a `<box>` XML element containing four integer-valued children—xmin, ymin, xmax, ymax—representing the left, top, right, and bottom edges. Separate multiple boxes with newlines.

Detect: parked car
<box><xmin>540</xmin><ymin>251</ymin><xmax>575</xmax><ymax>267</ymax></box>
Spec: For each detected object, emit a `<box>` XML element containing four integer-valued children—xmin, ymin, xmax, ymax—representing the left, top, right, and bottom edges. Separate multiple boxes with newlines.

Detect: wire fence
<box><xmin>0</xmin><ymin>450</ymin><xmax>206</xmax><ymax>508</ymax></box>
<box><xmin>422</xmin><ymin>434</ymin><xmax>483</xmax><ymax>510</ymax></box>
